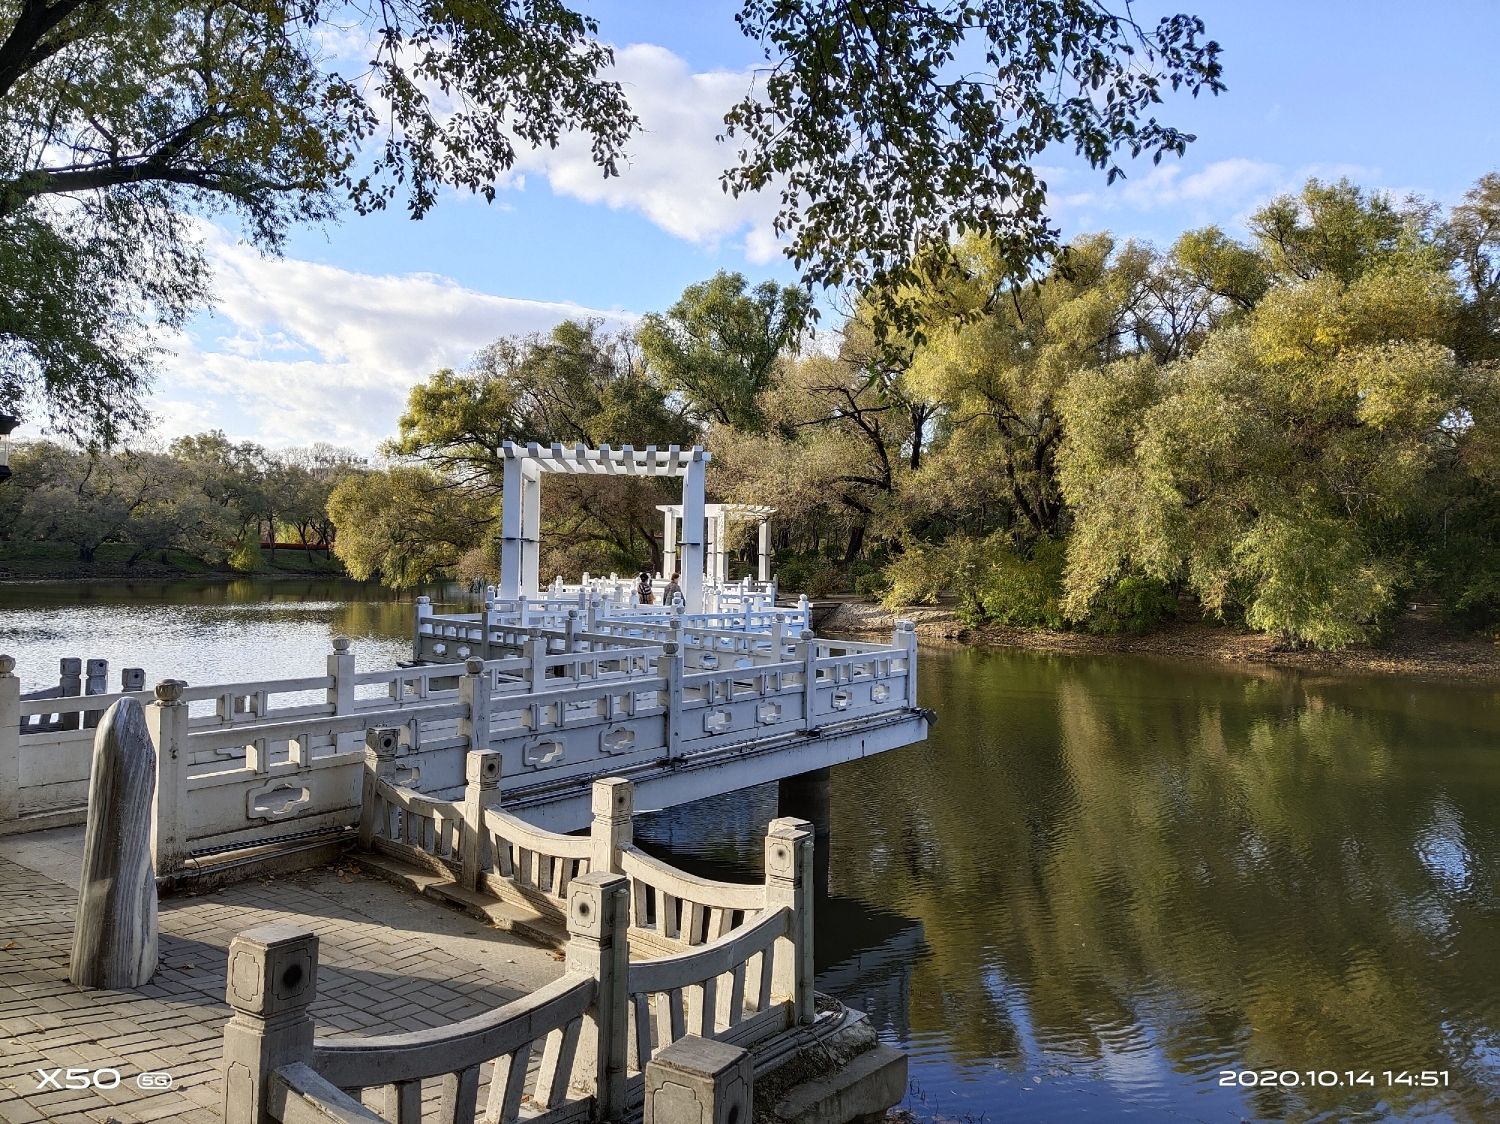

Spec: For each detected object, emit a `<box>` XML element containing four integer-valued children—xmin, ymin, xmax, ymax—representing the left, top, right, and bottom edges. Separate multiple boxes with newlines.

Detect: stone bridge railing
<box><xmin>0</xmin><ymin>622</ymin><xmax>919</xmax><ymax>857</ymax></box>
<box><xmin>364</xmin><ymin>756</ymin><xmax>796</xmax><ymax>960</ymax></box>
<box><xmin>223</xmin><ymin>813</ymin><xmax>814</xmax><ymax>1123</ymax></box>
<box><xmin>413</xmin><ymin>597</ymin><xmax>812</xmax><ymax>664</ymax></box>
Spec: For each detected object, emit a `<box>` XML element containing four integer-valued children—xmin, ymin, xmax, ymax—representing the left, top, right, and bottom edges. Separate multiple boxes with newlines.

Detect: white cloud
<box><xmin>153</xmin><ymin>226</ymin><xmax>637</xmax><ymax>451</ymax></box>
<box><xmin>1047</xmin><ymin>157</ymin><xmax>1388</xmax><ymax>240</ymax></box>
<box><xmin>506</xmin><ymin>44</ymin><xmax>786</xmax><ymax>264</ymax></box>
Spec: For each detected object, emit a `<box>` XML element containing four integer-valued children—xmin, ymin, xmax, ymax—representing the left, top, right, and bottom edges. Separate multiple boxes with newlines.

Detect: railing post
<box><xmin>590</xmin><ymin>778</ymin><xmax>633</xmax><ymax>875</ymax></box>
<box><xmin>412</xmin><ymin>595</ymin><xmax>432</xmax><ymax>662</ymax></box>
<box><xmin>461</xmin><ymin>749</ymin><xmax>501</xmax><ymax>890</ymax></box>
<box><xmin>222</xmin><ymin>923</ymin><xmax>319</xmax><ymax>1124</ymax></box>
<box><xmin>587</xmin><ymin>594</ymin><xmax>601</xmax><ymax>632</ymax></box>
<box><xmin>764</xmin><ymin>816</ymin><xmax>815</xmax><ymax>1025</ymax></box>
<box><xmin>121</xmin><ymin>667</ymin><xmax>146</xmax><ymax>693</ymax></box>
<box><xmin>481</xmin><ymin>599</ymin><xmax>497</xmax><ymax>658</ymax></box>
<box><xmin>797</xmin><ymin>593</ymin><xmax>810</xmax><ymax>631</ymax></box>
<box><xmin>0</xmin><ymin>655</ymin><xmax>18</xmax><ymax>825</ymax></box>
<box><xmin>359</xmin><ymin>727</ymin><xmax>399</xmax><ymax>851</ymax></box>
<box><xmin>770</xmin><ymin>613</ymin><xmax>786</xmax><ymax>663</ymax></box>
<box><xmin>525</xmin><ymin>628</ymin><xmax>548</xmax><ymax>692</ymax></box>
<box><xmin>83</xmin><ymin>658</ymin><xmax>108</xmax><ymax>729</ymax></box>
<box><xmin>897</xmin><ymin>619</ymin><xmax>918</xmax><ymax>703</ymax></box>
<box><xmin>565</xmin><ymin>871</ymin><xmax>629</xmax><ymax>1119</ymax></box>
<box><xmin>326</xmin><ymin>636</ymin><xmax>354</xmax><ymax>752</ymax></box>
<box><xmin>662</xmin><ymin>642</ymin><xmax>682</xmax><ymax>761</ymax></box>
<box><xmin>146</xmin><ymin>679</ymin><xmax>190</xmax><ymax>878</ymax></box>
<box><xmin>799</xmin><ymin>630</ymin><xmax>818</xmax><ymax>728</ymax></box>
<box><xmin>565</xmin><ymin>608</ymin><xmax>582</xmax><ymax>653</ymax></box>
<box><xmin>58</xmin><ymin>657</ymin><xmax>81</xmax><ymax>731</ymax></box>
<box><xmin>459</xmin><ymin>657</ymin><xmax>491</xmax><ymax>753</ymax></box>
<box><xmin>644</xmin><ymin>1037</ymin><xmax>753</xmax><ymax>1124</ymax></box>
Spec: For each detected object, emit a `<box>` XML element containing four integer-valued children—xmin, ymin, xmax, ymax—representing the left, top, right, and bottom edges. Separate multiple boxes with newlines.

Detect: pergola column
<box><xmin>521</xmin><ymin>465</ymin><xmax>541</xmax><ymax>596</ymax></box>
<box><xmin>499</xmin><ymin>453</ymin><xmax>523</xmax><ymax>598</ymax></box>
<box><xmin>717</xmin><ymin>511</ymin><xmax>732</xmax><ymax>583</ymax></box>
<box><xmin>680</xmin><ymin>453</ymin><xmax>706</xmax><ymax>612</ymax></box>
<box><xmin>705</xmin><ymin>511</ymin><xmax>718</xmax><ymax>587</ymax></box>
<box><xmin>758</xmin><ymin>517</ymin><xmax>771</xmax><ymax>583</ymax></box>
<box><xmin>662</xmin><ymin>508</ymin><xmax>678</xmax><ymax>579</ymax></box>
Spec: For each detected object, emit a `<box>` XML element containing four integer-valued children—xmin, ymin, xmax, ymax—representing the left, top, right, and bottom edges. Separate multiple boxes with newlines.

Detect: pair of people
<box><xmin>637</xmin><ymin>569</ymin><xmax>683</xmax><ymax>606</ymax></box>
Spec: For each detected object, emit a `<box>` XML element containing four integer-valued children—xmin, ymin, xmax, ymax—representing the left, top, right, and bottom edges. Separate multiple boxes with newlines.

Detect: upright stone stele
<box><xmin>70</xmin><ymin>697</ymin><xmax>158</xmax><ymax>988</ymax></box>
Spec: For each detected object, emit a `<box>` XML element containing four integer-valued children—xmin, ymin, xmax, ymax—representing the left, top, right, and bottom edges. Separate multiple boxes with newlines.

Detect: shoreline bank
<box><xmin>823</xmin><ymin>598</ymin><xmax>1500</xmax><ymax>684</ymax></box>
<box><xmin>0</xmin><ymin>555</ymin><xmax>347</xmax><ymax>583</ymax></box>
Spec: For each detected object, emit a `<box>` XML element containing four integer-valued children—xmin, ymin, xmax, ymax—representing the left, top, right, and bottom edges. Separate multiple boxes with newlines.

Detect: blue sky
<box><xmin>140</xmin><ymin>0</ymin><xmax>1500</xmax><ymax>449</ymax></box>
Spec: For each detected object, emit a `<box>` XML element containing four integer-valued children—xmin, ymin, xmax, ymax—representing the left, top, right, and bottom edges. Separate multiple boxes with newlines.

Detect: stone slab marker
<box><xmin>70</xmin><ymin>697</ymin><xmax>159</xmax><ymax>988</ymax></box>
<box><xmin>645</xmin><ymin>1035</ymin><xmax>753</xmax><ymax>1124</ymax></box>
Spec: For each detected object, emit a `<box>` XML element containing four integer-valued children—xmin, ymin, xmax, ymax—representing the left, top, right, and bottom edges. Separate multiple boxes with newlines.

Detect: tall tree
<box><xmin>907</xmin><ymin>232</ymin><xmax>1156</xmax><ymax>541</ymax></box>
<box><xmin>1444</xmin><ymin>172</ymin><xmax>1500</xmax><ymax>363</ymax></box>
<box><xmin>724</xmin><ymin>1</ymin><xmax>1222</xmax><ymax>332</ymax></box>
<box><xmin>637</xmin><ymin>271</ymin><xmax>810</xmax><ymax>431</ymax></box>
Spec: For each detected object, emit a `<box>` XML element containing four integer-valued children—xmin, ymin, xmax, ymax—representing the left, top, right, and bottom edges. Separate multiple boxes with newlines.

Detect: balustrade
<box><xmin>221</xmin><ymin>806</ymin><xmax>815</xmax><ymax>1123</ymax></box>
<box><xmin>0</xmin><ymin>620</ymin><xmax>920</xmax><ymax>852</ymax></box>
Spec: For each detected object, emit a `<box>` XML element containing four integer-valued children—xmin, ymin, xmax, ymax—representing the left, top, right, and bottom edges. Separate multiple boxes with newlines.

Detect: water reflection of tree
<box><xmin>829</xmin><ymin>649</ymin><xmax>1500</xmax><ymax>1119</ymax></box>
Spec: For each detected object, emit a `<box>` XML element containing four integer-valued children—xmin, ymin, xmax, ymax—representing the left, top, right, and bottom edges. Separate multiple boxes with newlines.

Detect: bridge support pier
<box><xmin>779</xmin><ymin>767</ymin><xmax>831</xmax><ymax>909</ymax></box>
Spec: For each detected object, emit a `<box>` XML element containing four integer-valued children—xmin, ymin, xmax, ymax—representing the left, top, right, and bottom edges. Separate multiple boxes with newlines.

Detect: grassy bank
<box><xmin>823</xmin><ymin>597</ymin><xmax>1500</xmax><ymax>683</ymax></box>
<box><xmin>0</xmin><ymin>542</ymin><xmax>346</xmax><ymax>581</ymax></box>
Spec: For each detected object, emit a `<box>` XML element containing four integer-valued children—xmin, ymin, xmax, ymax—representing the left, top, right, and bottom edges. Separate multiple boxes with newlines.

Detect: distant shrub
<box><xmin>229</xmin><ymin>532</ymin><xmax>264</xmax><ymax>572</ymax></box>
<box><xmin>853</xmin><ymin>569</ymin><xmax>890</xmax><ymax>601</ymax></box>
<box><xmin>1083</xmin><ymin>575</ymin><xmax>1179</xmax><ymax>634</ymax></box>
<box><xmin>883</xmin><ymin>534</ymin><xmax>1068</xmax><ymax>630</ymax></box>
<box><xmin>881</xmin><ymin>539</ymin><xmax>964</xmax><ymax>608</ymax></box>
<box><xmin>1435</xmin><ymin>533</ymin><xmax>1500</xmax><ymax>636</ymax></box>
<box><xmin>777</xmin><ymin>552</ymin><xmax>843</xmax><ymax>597</ymax></box>
<box><xmin>973</xmin><ymin>536</ymin><xmax>1067</xmax><ymax>629</ymax></box>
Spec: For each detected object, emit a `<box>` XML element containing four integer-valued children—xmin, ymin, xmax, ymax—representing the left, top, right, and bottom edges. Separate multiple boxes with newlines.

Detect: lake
<box><xmin>2</xmin><ymin>579</ymin><xmax>1498</xmax><ymax>1120</ymax></box>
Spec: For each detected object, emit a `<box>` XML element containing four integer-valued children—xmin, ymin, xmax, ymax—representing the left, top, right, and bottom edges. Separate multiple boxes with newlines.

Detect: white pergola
<box><xmin>499</xmin><ymin>441</ymin><xmax>710</xmax><ymax>609</ymax></box>
<box><xmin>658</xmin><ymin>502</ymin><xmax>776</xmax><ymax>585</ymax></box>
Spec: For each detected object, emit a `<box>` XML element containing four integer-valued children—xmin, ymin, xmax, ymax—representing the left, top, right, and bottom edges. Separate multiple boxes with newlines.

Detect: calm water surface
<box><xmin>3</xmin><ymin>581</ymin><xmax>1498</xmax><ymax>1121</ymax></box>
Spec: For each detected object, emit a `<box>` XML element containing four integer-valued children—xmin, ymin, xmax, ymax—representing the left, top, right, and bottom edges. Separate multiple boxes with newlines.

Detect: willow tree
<box><xmin>2</xmin><ymin>0</ymin><xmax>1221</xmax><ymax>441</ymax></box>
<box><xmin>906</xmin><ymin>232</ymin><xmax>1158</xmax><ymax>543</ymax></box>
<box><xmin>1060</xmin><ymin>183</ymin><xmax>1463</xmax><ymax>648</ymax></box>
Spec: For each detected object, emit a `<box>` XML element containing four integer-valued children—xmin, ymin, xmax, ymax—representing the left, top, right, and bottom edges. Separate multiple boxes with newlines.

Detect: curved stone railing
<box><xmin>618</xmin><ymin>844</ymin><xmax>766</xmax><ymax>952</ymax></box>
<box><xmin>313</xmin><ymin>973</ymin><xmax>597</xmax><ymax>1122</ymax></box>
<box><xmin>223</xmin><ymin>822</ymin><xmax>816</xmax><ymax>1124</ymax></box>
<box><xmin>480</xmin><ymin>805</ymin><xmax>594</xmax><ymax>923</ymax></box>
<box><xmin>626</xmin><ymin>905</ymin><xmax>791</xmax><ymax>1073</ymax></box>
<box><xmin>357</xmin><ymin>750</ymin><xmax>797</xmax><ymax>961</ymax></box>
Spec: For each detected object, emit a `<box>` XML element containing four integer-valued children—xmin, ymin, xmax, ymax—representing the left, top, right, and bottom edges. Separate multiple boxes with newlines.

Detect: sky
<box><xmin>100</xmin><ymin>0</ymin><xmax>1500</xmax><ymax>451</ymax></box>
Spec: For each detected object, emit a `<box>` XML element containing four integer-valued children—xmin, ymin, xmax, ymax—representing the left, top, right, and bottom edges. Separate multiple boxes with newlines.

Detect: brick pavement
<box><xmin>0</xmin><ymin>839</ymin><xmax>564</xmax><ymax>1123</ymax></box>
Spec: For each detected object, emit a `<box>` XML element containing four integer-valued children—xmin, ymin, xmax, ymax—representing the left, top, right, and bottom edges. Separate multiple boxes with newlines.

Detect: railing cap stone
<box><xmin>154</xmin><ymin>679</ymin><xmax>186</xmax><ymax>704</ymax></box>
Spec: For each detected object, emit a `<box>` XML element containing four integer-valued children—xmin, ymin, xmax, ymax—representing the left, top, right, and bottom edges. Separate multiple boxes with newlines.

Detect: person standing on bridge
<box><xmin>662</xmin><ymin>570</ymin><xmax>683</xmax><ymax>608</ymax></box>
<box><xmin>637</xmin><ymin>570</ymin><xmax>655</xmax><ymax>605</ymax></box>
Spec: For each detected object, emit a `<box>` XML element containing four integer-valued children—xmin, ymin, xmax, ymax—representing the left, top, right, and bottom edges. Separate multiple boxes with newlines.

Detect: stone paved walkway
<box><xmin>0</xmin><ymin>830</ymin><xmax>563</xmax><ymax>1123</ymax></box>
